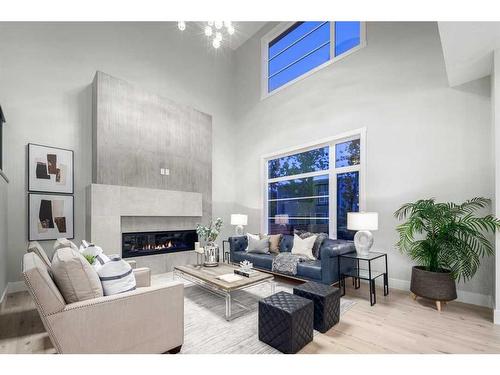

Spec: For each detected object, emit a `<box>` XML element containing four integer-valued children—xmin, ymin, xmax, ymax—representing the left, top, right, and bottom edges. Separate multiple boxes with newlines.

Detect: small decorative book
<box><xmin>234</xmin><ymin>269</ymin><xmax>258</xmax><ymax>278</ymax></box>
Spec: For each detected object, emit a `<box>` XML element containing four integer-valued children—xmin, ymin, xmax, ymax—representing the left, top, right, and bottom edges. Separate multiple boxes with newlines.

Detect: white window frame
<box><xmin>261</xmin><ymin>21</ymin><xmax>367</xmax><ymax>100</ymax></box>
<box><xmin>260</xmin><ymin>127</ymin><xmax>366</xmax><ymax>239</ymax></box>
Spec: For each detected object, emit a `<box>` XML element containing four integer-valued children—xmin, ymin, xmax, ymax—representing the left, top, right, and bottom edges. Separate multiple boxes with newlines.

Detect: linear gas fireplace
<box><xmin>122</xmin><ymin>229</ymin><xmax>198</xmax><ymax>258</ymax></box>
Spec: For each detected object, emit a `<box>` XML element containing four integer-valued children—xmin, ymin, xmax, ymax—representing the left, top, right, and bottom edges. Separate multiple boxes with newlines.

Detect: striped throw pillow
<box><xmin>97</xmin><ymin>257</ymin><xmax>136</xmax><ymax>296</ymax></box>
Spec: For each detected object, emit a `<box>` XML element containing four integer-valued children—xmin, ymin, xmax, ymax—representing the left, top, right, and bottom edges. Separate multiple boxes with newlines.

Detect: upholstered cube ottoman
<box><xmin>258</xmin><ymin>291</ymin><xmax>313</xmax><ymax>354</ymax></box>
<box><xmin>293</xmin><ymin>281</ymin><xmax>340</xmax><ymax>333</ymax></box>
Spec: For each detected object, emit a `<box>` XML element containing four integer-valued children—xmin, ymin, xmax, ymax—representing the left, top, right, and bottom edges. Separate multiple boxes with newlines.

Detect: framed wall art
<box><xmin>28</xmin><ymin>143</ymin><xmax>74</xmax><ymax>194</ymax></box>
<box><xmin>29</xmin><ymin>193</ymin><xmax>74</xmax><ymax>240</ymax></box>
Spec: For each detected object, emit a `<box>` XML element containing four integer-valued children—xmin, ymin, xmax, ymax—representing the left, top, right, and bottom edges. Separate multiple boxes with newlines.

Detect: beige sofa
<box><xmin>22</xmin><ymin>251</ymin><xmax>184</xmax><ymax>354</ymax></box>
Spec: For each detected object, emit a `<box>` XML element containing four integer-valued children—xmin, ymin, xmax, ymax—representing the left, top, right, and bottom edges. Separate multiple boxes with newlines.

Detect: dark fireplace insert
<box><xmin>122</xmin><ymin>229</ymin><xmax>198</xmax><ymax>258</ymax></box>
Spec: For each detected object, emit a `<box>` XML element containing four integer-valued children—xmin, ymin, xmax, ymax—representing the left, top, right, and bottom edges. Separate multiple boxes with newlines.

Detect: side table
<box><xmin>338</xmin><ymin>251</ymin><xmax>388</xmax><ymax>306</ymax></box>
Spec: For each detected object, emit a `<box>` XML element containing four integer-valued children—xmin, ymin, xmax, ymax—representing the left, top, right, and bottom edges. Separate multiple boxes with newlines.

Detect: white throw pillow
<box><xmin>245</xmin><ymin>233</ymin><xmax>260</xmax><ymax>251</ymax></box>
<box><xmin>97</xmin><ymin>257</ymin><xmax>136</xmax><ymax>296</ymax></box>
<box><xmin>291</xmin><ymin>234</ymin><xmax>317</xmax><ymax>260</ymax></box>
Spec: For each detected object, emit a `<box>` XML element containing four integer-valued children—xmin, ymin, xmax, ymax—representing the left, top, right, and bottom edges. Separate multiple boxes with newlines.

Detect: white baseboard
<box><xmin>494</xmin><ymin>310</ymin><xmax>500</xmax><ymax>325</ymax></box>
<box><xmin>0</xmin><ymin>281</ymin><xmax>26</xmax><ymax>307</ymax></box>
<box><xmin>0</xmin><ymin>285</ymin><xmax>7</xmax><ymax>307</ymax></box>
<box><xmin>388</xmin><ymin>277</ymin><xmax>493</xmax><ymax>308</ymax></box>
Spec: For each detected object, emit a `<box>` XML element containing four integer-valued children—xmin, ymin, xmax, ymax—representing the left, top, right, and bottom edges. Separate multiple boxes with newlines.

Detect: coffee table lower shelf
<box><xmin>173</xmin><ymin>266</ymin><xmax>276</xmax><ymax>321</ymax></box>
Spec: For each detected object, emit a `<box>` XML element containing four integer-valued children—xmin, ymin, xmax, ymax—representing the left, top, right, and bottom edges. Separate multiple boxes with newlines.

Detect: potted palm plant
<box><xmin>394</xmin><ymin>197</ymin><xmax>500</xmax><ymax>311</ymax></box>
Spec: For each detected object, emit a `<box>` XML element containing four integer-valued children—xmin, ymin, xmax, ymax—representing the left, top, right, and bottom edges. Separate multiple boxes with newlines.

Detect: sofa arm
<box><xmin>133</xmin><ymin>267</ymin><xmax>151</xmax><ymax>287</ymax></box>
<box><xmin>320</xmin><ymin>240</ymin><xmax>356</xmax><ymax>285</ymax></box>
<box><xmin>320</xmin><ymin>239</ymin><xmax>355</xmax><ymax>259</ymax></box>
<box><xmin>46</xmin><ymin>282</ymin><xmax>184</xmax><ymax>354</ymax></box>
<box><xmin>228</xmin><ymin>236</ymin><xmax>248</xmax><ymax>259</ymax></box>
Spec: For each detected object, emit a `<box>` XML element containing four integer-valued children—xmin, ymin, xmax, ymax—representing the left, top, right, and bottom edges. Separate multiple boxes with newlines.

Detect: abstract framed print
<box><xmin>28</xmin><ymin>143</ymin><xmax>74</xmax><ymax>194</ymax></box>
<box><xmin>29</xmin><ymin>193</ymin><xmax>74</xmax><ymax>240</ymax></box>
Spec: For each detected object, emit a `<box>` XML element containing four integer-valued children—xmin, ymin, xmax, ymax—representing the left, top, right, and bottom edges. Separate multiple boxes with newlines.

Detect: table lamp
<box><xmin>347</xmin><ymin>212</ymin><xmax>379</xmax><ymax>256</ymax></box>
<box><xmin>230</xmin><ymin>214</ymin><xmax>248</xmax><ymax>236</ymax></box>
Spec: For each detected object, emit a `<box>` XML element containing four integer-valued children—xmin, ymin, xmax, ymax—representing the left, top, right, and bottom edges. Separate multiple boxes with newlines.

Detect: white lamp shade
<box><xmin>347</xmin><ymin>212</ymin><xmax>378</xmax><ymax>231</ymax></box>
<box><xmin>231</xmin><ymin>214</ymin><xmax>248</xmax><ymax>226</ymax></box>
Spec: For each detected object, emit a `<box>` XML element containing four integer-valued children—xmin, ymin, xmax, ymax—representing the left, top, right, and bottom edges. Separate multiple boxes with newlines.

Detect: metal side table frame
<box><xmin>337</xmin><ymin>251</ymin><xmax>389</xmax><ymax>306</ymax></box>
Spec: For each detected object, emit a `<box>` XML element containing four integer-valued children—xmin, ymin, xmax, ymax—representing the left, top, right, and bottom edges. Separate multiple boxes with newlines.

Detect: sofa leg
<box><xmin>166</xmin><ymin>345</ymin><xmax>182</xmax><ymax>354</ymax></box>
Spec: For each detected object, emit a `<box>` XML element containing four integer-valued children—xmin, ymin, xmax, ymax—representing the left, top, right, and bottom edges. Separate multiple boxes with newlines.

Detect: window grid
<box><xmin>265</xmin><ymin>136</ymin><xmax>361</xmax><ymax>239</ymax></box>
<box><xmin>262</xmin><ymin>22</ymin><xmax>365</xmax><ymax>98</ymax></box>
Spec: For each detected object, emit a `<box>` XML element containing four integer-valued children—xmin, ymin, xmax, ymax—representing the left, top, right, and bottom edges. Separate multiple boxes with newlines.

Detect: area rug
<box><xmin>154</xmin><ymin>275</ymin><xmax>356</xmax><ymax>354</ymax></box>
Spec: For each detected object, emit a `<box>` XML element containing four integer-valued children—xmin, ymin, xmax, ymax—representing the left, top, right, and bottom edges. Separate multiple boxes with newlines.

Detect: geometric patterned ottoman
<box><xmin>293</xmin><ymin>281</ymin><xmax>340</xmax><ymax>333</ymax></box>
<box><xmin>258</xmin><ymin>291</ymin><xmax>314</xmax><ymax>354</ymax></box>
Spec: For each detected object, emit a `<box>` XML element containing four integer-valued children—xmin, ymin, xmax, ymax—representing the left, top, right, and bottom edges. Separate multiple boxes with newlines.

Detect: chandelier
<box><xmin>177</xmin><ymin>21</ymin><xmax>235</xmax><ymax>49</ymax></box>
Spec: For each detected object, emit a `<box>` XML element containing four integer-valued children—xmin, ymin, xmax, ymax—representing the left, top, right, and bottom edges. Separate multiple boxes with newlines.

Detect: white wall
<box><xmin>232</xmin><ymin>22</ymin><xmax>494</xmax><ymax>305</ymax></box>
<box><xmin>0</xmin><ymin>174</ymin><xmax>7</xmax><ymax>301</ymax></box>
<box><xmin>0</xmin><ymin>22</ymin><xmax>236</xmax><ymax>283</ymax></box>
<box><xmin>494</xmin><ymin>49</ymin><xmax>500</xmax><ymax>322</ymax></box>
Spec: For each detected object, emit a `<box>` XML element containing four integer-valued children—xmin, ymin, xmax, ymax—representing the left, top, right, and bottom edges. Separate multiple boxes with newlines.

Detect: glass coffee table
<box><xmin>338</xmin><ymin>252</ymin><xmax>388</xmax><ymax>306</ymax></box>
<box><xmin>174</xmin><ymin>264</ymin><xmax>275</xmax><ymax>320</ymax></box>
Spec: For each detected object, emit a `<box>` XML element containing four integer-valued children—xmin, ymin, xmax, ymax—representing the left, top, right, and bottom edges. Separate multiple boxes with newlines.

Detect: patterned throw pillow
<box><xmin>294</xmin><ymin>230</ymin><xmax>328</xmax><ymax>259</ymax></box>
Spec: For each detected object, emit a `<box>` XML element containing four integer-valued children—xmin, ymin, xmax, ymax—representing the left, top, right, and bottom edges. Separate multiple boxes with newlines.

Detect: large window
<box><xmin>262</xmin><ymin>21</ymin><xmax>365</xmax><ymax>97</ymax></box>
<box><xmin>264</xmin><ymin>131</ymin><xmax>363</xmax><ymax>240</ymax></box>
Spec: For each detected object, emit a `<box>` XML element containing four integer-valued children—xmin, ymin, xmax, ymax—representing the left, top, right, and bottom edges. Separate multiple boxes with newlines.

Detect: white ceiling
<box><xmin>438</xmin><ymin>22</ymin><xmax>500</xmax><ymax>87</ymax></box>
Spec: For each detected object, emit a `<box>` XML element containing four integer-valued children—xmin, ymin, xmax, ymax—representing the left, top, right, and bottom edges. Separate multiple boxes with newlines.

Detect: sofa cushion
<box><xmin>291</xmin><ymin>234</ymin><xmax>317</xmax><ymax>260</ymax></box>
<box><xmin>279</xmin><ymin>235</ymin><xmax>294</xmax><ymax>253</ymax></box>
<box><xmin>54</xmin><ymin>238</ymin><xmax>79</xmax><ymax>253</ymax></box>
<box><xmin>97</xmin><ymin>257</ymin><xmax>136</xmax><ymax>296</ymax></box>
<box><xmin>27</xmin><ymin>241</ymin><xmax>52</xmax><ymax>269</ymax></box>
<box><xmin>51</xmin><ymin>247</ymin><xmax>104</xmax><ymax>304</ymax></box>
<box><xmin>295</xmin><ymin>231</ymin><xmax>328</xmax><ymax>260</ymax></box>
<box><xmin>297</xmin><ymin>260</ymin><xmax>322</xmax><ymax>281</ymax></box>
<box><xmin>261</xmin><ymin>233</ymin><xmax>282</xmax><ymax>255</ymax></box>
<box><xmin>247</xmin><ymin>235</ymin><xmax>270</xmax><ymax>254</ymax></box>
<box><xmin>234</xmin><ymin>252</ymin><xmax>273</xmax><ymax>270</ymax></box>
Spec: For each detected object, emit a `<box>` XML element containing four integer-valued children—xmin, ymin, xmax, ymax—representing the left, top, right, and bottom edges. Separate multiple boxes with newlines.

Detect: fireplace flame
<box><xmin>142</xmin><ymin>240</ymin><xmax>174</xmax><ymax>251</ymax></box>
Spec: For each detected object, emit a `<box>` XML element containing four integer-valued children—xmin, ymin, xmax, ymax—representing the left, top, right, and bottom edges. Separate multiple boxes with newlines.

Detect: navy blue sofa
<box><xmin>229</xmin><ymin>235</ymin><xmax>356</xmax><ymax>285</ymax></box>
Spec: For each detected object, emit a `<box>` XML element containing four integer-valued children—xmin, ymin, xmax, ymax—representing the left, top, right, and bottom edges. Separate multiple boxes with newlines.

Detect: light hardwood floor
<box><xmin>1</xmin><ymin>278</ymin><xmax>499</xmax><ymax>354</ymax></box>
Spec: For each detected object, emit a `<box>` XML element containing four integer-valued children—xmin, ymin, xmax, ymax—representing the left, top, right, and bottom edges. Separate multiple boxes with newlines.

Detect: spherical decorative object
<box><xmin>227</xmin><ymin>25</ymin><xmax>235</xmax><ymax>35</ymax></box>
<box><xmin>177</xmin><ymin>21</ymin><xmax>186</xmax><ymax>31</ymax></box>
<box><xmin>224</xmin><ymin>21</ymin><xmax>232</xmax><ymax>28</ymax></box>
<box><xmin>212</xmin><ymin>38</ymin><xmax>221</xmax><ymax>49</ymax></box>
<box><xmin>214</xmin><ymin>21</ymin><xmax>223</xmax><ymax>29</ymax></box>
<box><xmin>215</xmin><ymin>32</ymin><xmax>222</xmax><ymax>41</ymax></box>
<box><xmin>207</xmin><ymin>21</ymin><xmax>214</xmax><ymax>26</ymax></box>
<box><xmin>204</xmin><ymin>25</ymin><xmax>213</xmax><ymax>36</ymax></box>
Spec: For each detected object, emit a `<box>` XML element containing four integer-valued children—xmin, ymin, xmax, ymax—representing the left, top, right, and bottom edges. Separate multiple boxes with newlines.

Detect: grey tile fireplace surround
<box><xmin>86</xmin><ymin>183</ymin><xmax>201</xmax><ymax>273</ymax></box>
<box><xmin>88</xmin><ymin>72</ymin><xmax>213</xmax><ymax>273</ymax></box>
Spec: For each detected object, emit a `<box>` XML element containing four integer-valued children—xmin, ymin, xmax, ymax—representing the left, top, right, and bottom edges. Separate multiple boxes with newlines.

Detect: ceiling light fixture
<box><xmin>177</xmin><ymin>21</ymin><xmax>236</xmax><ymax>50</ymax></box>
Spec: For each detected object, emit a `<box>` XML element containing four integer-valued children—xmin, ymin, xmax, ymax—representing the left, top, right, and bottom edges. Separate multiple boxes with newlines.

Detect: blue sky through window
<box><xmin>268</xmin><ymin>22</ymin><xmax>330</xmax><ymax>92</ymax></box>
<box><xmin>266</xmin><ymin>21</ymin><xmax>362</xmax><ymax>93</ymax></box>
<box><xmin>335</xmin><ymin>22</ymin><xmax>361</xmax><ymax>56</ymax></box>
